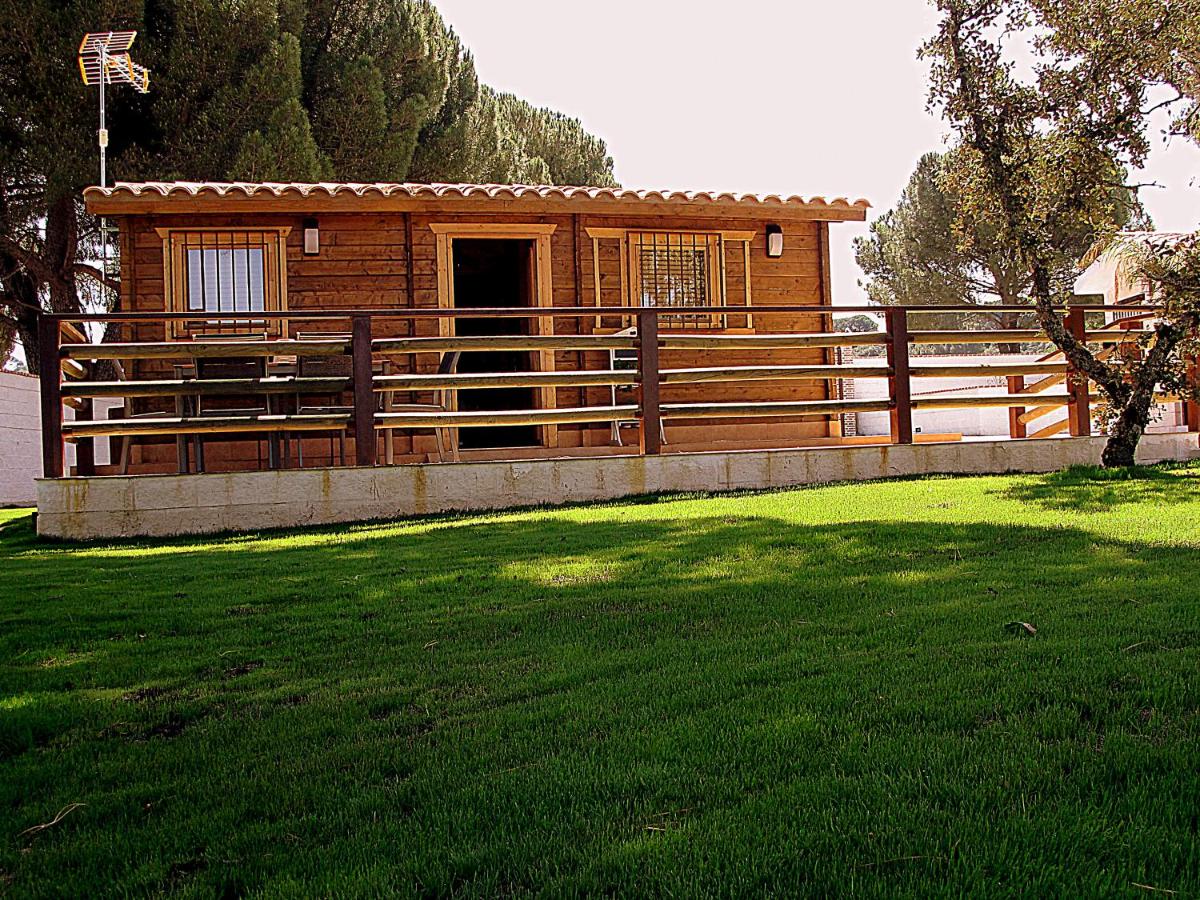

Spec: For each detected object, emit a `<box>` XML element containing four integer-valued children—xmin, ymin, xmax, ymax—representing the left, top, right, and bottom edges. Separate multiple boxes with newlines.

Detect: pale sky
<box><xmin>435</xmin><ymin>0</ymin><xmax>1200</xmax><ymax>307</ymax></box>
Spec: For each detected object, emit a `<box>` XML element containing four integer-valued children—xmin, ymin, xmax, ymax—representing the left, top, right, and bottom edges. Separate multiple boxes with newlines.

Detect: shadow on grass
<box><xmin>0</xmin><ymin>510</ymin><xmax>35</xmax><ymax>541</ymax></box>
<box><xmin>995</xmin><ymin>462</ymin><xmax>1200</xmax><ymax>513</ymax></box>
<box><xmin>2</xmin><ymin>493</ymin><xmax>1199</xmax><ymax>895</ymax></box>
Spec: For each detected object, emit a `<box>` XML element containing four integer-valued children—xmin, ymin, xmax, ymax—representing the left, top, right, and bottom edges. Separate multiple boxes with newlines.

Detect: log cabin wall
<box><xmin>114</xmin><ymin>203</ymin><xmax>846</xmax><ymax>464</ymax></box>
<box><xmin>572</xmin><ymin>214</ymin><xmax>832</xmax><ymax>448</ymax></box>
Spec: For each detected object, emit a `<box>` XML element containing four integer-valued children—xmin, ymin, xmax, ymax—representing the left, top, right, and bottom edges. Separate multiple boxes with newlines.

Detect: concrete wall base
<box><xmin>36</xmin><ymin>433</ymin><xmax>1200</xmax><ymax>540</ymax></box>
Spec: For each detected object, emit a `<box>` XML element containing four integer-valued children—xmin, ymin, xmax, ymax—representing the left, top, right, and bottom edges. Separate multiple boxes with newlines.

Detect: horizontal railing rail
<box><xmin>375</xmin><ymin>406</ymin><xmax>639</xmax><ymax>429</ymax></box>
<box><xmin>36</xmin><ymin>301</ymin><xmax>1193</xmax><ymax>479</ymax></box>
<box><xmin>910</xmin><ymin>361</ymin><xmax>1069</xmax><ymax>377</ymax></box>
<box><xmin>39</xmin><ymin>302</ymin><xmax>1163</xmax><ymax>322</ymax></box>
<box><xmin>908</xmin><ymin>329</ymin><xmax>1117</xmax><ymax>344</ymax></box>
<box><xmin>62</xmin><ymin>413</ymin><xmax>352</xmax><ymax>438</ymax></box>
<box><xmin>61</xmin><ymin>339</ymin><xmax>349</xmax><ymax>360</ymax></box>
<box><xmin>661</xmin><ymin>364</ymin><xmax>885</xmax><ymax>383</ymax></box>
<box><xmin>911</xmin><ymin>392</ymin><xmax>1077</xmax><ymax>410</ymax></box>
<box><xmin>61</xmin><ymin>376</ymin><xmax>351</xmax><ymax>399</ymax></box>
<box><xmin>661</xmin><ymin>399</ymin><xmax>893</xmax><ymax>418</ymax></box>
<box><xmin>375</xmin><ymin>370</ymin><xmax>636</xmax><ymax>390</ymax></box>
<box><xmin>372</xmin><ymin>335</ymin><xmax>636</xmax><ymax>353</ymax></box>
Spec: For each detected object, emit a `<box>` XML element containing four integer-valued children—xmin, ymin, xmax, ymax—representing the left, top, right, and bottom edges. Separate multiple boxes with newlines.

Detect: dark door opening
<box><xmin>452</xmin><ymin>238</ymin><xmax>540</xmax><ymax>450</ymax></box>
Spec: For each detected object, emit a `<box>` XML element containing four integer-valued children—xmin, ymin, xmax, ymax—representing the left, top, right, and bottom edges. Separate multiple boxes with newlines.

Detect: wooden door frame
<box><xmin>431</xmin><ymin>223</ymin><xmax>558</xmax><ymax>449</ymax></box>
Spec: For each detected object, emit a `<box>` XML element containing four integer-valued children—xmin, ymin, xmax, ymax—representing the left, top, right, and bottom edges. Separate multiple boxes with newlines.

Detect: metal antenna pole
<box><xmin>98</xmin><ymin>45</ymin><xmax>107</xmax><ymax>187</ymax></box>
<box><xmin>78</xmin><ymin>30</ymin><xmax>150</xmax><ymax>311</ymax></box>
<box><xmin>98</xmin><ymin>44</ymin><xmax>108</xmax><ymax>308</ymax></box>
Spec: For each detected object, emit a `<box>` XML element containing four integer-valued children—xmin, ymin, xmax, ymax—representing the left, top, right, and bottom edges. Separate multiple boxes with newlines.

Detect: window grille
<box><xmin>629</xmin><ymin>232</ymin><xmax>724</xmax><ymax>328</ymax></box>
<box><xmin>160</xmin><ymin>229</ymin><xmax>289</xmax><ymax>337</ymax></box>
<box><xmin>186</xmin><ymin>244</ymin><xmax>265</xmax><ymax>313</ymax></box>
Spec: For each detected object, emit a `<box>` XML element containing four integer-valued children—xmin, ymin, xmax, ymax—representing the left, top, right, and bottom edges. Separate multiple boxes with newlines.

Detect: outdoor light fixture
<box><xmin>766</xmin><ymin>224</ymin><xmax>784</xmax><ymax>258</ymax></box>
<box><xmin>303</xmin><ymin>217</ymin><xmax>320</xmax><ymax>255</ymax></box>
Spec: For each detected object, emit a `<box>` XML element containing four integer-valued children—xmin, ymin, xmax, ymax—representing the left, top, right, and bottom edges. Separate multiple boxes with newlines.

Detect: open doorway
<box><xmin>452</xmin><ymin>238</ymin><xmax>540</xmax><ymax>450</ymax></box>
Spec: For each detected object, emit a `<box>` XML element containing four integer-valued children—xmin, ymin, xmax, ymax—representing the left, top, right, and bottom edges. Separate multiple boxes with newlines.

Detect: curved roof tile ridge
<box><xmin>86</xmin><ymin>181</ymin><xmax>871</xmax><ymax>209</ymax></box>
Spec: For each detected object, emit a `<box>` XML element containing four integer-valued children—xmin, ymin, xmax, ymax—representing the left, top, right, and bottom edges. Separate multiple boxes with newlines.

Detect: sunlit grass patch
<box><xmin>2</xmin><ymin>464</ymin><xmax>1199</xmax><ymax>895</ymax></box>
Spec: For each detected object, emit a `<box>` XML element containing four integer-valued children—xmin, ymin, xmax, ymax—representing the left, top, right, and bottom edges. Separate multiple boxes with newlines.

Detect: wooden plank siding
<box><xmin>113</xmin><ymin>206</ymin><xmax>843</xmax><ymax>466</ymax></box>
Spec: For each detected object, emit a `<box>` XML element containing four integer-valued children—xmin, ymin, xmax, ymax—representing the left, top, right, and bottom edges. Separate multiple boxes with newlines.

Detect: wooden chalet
<box><xmin>37</xmin><ymin>184</ymin><xmax>1190</xmax><ymax>538</ymax></box>
<box><xmin>82</xmin><ymin>181</ymin><xmax>871</xmax><ymax>470</ymax></box>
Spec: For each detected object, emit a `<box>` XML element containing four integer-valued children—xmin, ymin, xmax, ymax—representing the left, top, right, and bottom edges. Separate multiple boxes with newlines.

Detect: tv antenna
<box><xmin>78</xmin><ymin>31</ymin><xmax>150</xmax><ymax>302</ymax></box>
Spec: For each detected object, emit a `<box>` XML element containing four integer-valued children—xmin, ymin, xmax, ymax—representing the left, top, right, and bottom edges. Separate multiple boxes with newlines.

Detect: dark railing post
<box><xmin>37</xmin><ymin>314</ymin><xmax>64</xmax><ymax>478</ymax></box>
<box><xmin>75</xmin><ymin>397</ymin><xmax>96</xmax><ymax>476</ymax></box>
<box><xmin>1065</xmin><ymin>307</ymin><xmax>1091</xmax><ymax>437</ymax></box>
<box><xmin>886</xmin><ymin>307</ymin><xmax>912</xmax><ymax>444</ymax></box>
<box><xmin>637</xmin><ymin>308</ymin><xmax>662</xmax><ymax>455</ymax></box>
<box><xmin>1184</xmin><ymin>357</ymin><xmax>1200</xmax><ymax>433</ymax></box>
<box><xmin>352</xmin><ymin>314</ymin><xmax>376</xmax><ymax>467</ymax></box>
<box><xmin>1007</xmin><ymin>374</ymin><xmax>1027</xmax><ymax>439</ymax></box>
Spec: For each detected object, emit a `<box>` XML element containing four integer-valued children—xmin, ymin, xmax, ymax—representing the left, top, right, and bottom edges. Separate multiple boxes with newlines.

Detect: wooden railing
<box><xmin>1005</xmin><ymin>309</ymin><xmax>1165</xmax><ymax>438</ymax></box>
<box><xmin>37</xmin><ymin>302</ymin><xmax>1190</xmax><ymax>478</ymax></box>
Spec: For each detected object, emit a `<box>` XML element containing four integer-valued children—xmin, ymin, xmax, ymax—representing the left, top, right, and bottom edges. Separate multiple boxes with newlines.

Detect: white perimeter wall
<box><xmin>0</xmin><ymin>372</ymin><xmax>121</xmax><ymax>506</ymax></box>
<box><xmin>0</xmin><ymin>372</ymin><xmax>42</xmax><ymax>505</ymax></box>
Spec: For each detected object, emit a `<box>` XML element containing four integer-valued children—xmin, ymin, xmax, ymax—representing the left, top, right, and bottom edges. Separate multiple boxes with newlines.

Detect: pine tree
<box><xmin>855</xmin><ymin>150</ymin><xmax>1148</xmax><ymax>344</ymax></box>
<box><xmin>0</xmin><ymin>0</ymin><xmax>618</xmax><ymax>370</ymax></box>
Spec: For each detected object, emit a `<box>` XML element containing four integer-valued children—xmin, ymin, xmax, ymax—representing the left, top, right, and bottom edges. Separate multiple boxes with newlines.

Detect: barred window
<box><xmin>160</xmin><ymin>228</ymin><xmax>290</xmax><ymax>337</ymax></box>
<box><xmin>630</xmin><ymin>232</ymin><xmax>723</xmax><ymax>327</ymax></box>
<box><xmin>186</xmin><ymin>244</ymin><xmax>266</xmax><ymax>313</ymax></box>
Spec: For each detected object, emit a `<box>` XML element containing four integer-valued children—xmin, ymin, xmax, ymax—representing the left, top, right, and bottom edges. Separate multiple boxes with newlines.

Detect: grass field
<box><xmin>2</xmin><ymin>464</ymin><xmax>1200</xmax><ymax>897</ymax></box>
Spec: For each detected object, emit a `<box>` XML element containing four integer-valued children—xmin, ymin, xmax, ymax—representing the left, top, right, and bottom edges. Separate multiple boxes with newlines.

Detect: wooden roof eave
<box><xmin>82</xmin><ymin>190</ymin><xmax>869</xmax><ymax>223</ymax></box>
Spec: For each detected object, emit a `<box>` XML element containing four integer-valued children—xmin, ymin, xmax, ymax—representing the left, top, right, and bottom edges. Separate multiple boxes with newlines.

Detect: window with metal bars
<box><xmin>186</xmin><ymin>245</ymin><xmax>266</xmax><ymax>313</ymax></box>
<box><xmin>160</xmin><ymin>228</ymin><xmax>289</xmax><ymax>336</ymax></box>
<box><xmin>629</xmin><ymin>232</ymin><xmax>724</xmax><ymax>327</ymax></box>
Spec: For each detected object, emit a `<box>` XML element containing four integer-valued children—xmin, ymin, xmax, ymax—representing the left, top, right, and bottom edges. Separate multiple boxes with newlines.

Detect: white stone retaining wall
<box><xmin>35</xmin><ymin>432</ymin><xmax>1200</xmax><ymax>540</ymax></box>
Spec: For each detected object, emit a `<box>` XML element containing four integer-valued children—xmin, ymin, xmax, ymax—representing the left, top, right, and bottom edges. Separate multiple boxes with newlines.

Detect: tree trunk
<box><xmin>996</xmin><ymin>310</ymin><xmax>1022</xmax><ymax>354</ymax></box>
<box><xmin>3</xmin><ymin>193</ymin><xmax>121</xmax><ymax>376</ymax></box>
<box><xmin>9</xmin><ymin>194</ymin><xmax>84</xmax><ymax>376</ymax></box>
<box><xmin>1099</xmin><ymin>319</ymin><xmax>1192</xmax><ymax>468</ymax></box>
<box><xmin>1102</xmin><ymin>390</ymin><xmax>1156</xmax><ymax>467</ymax></box>
<box><xmin>0</xmin><ymin>251</ymin><xmax>41</xmax><ymax>370</ymax></box>
<box><xmin>13</xmin><ymin>300</ymin><xmax>40</xmax><ymax>369</ymax></box>
<box><xmin>43</xmin><ymin>195</ymin><xmax>81</xmax><ymax>315</ymax></box>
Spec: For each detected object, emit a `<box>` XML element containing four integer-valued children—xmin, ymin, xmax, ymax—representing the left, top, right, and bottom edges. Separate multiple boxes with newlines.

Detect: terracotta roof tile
<box><xmin>84</xmin><ymin>181</ymin><xmax>871</xmax><ymax>213</ymax></box>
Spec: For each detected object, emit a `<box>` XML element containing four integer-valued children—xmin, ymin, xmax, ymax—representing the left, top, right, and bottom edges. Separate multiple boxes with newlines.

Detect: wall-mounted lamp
<box><xmin>765</xmin><ymin>224</ymin><xmax>784</xmax><ymax>258</ymax></box>
<box><xmin>302</xmin><ymin>217</ymin><xmax>320</xmax><ymax>255</ymax></box>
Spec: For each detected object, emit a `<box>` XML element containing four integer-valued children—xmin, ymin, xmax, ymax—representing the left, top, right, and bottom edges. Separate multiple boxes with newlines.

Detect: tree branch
<box><xmin>0</xmin><ymin>291</ymin><xmax>43</xmax><ymax>314</ymax></box>
<box><xmin>0</xmin><ymin>233</ymin><xmax>55</xmax><ymax>284</ymax></box>
<box><xmin>1142</xmin><ymin>90</ymin><xmax>1184</xmax><ymax>117</ymax></box>
<box><xmin>73</xmin><ymin>263</ymin><xmax>120</xmax><ymax>294</ymax></box>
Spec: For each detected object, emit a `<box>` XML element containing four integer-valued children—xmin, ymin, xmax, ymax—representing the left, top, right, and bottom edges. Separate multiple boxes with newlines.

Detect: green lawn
<box><xmin>2</xmin><ymin>465</ymin><xmax>1199</xmax><ymax>897</ymax></box>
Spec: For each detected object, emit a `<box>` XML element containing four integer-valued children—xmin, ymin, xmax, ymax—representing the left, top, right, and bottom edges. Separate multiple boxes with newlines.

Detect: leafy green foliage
<box><xmin>834</xmin><ymin>313</ymin><xmax>880</xmax><ymax>334</ymax></box>
<box><xmin>856</xmin><ymin>151</ymin><xmax>1148</xmax><ymax>319</ymax></box>
<box><xmin>3</xmin><ymin>466</ymin><xmax>1200</xmax><ymax>894</ymax></box>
